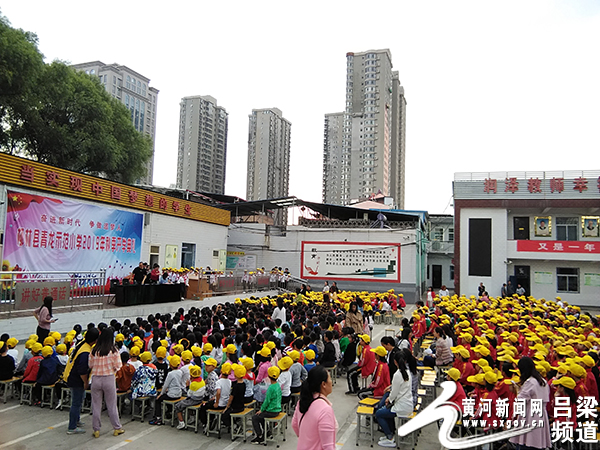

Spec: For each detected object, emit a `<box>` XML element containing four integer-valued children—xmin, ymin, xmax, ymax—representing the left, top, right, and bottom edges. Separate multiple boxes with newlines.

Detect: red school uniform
<box><xmin>370</xmin><ymin>361</ymin><xmax>391</xmax><ymax>397</ymax></box>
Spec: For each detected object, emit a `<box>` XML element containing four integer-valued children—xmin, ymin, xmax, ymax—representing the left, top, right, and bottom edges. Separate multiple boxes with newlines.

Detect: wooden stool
<box><xmin>324</xmin><ymin>365</ymin><xmax>337</xmax><ymax>385</ymax></box>
<box><xmin>290</xmin><ymin>392</ymin><xmax>300</xmax><ymax>411</ymax></box>
<box><xmin>206</xmin><ymin>408</ymin><xmax>224</xmax><ymax>439</ymax></box>
<box><xmin>60</xmin><ymin>387</ymin><xmax>71</xmax><ymax>411</ymax></box>
<box><xmin>40</xmin><ymin>384</ymin><xmax>56</xmax><ymax>408</ymax></box>
<box><xmin>20</xmin><ymin>382</ymin><xmax>34</xmax><ymax>405</ymax></box>
<box><xmin>374</xmin><ymin>314</ymin><xmax>382</xmax><ymax>324</ymax></box>
<box><xmin>0</xmin><ymin>376</ymin><xmax>22</xmax><ymax>403</ymax></box>
<box><xmin>162</xmin><ymin>396</ymin><xmax>185</xmax><ymax>427</ymax></box>
<box><xmin>230</xmin><ymin>407</ymin><xmax>253</xmax><ymax>442</ymax></box>
<box><xmin>356</xmin><ymin>405</ymin><xmax>375</xmax><ymax>447</ymax></box>
<box><xmin>116</xmin><ymin>390</ymin><xmax>130</xmax><ymax>415</ymax></box>
<box><xmin>264</xmin><ymin>411</ymin><xmax>287</xmax><ymax>448</ymax></box>
<box><xmin>359</xmin><ymin>397</ymin><xmax>380</xmax><ymax>407</ymax></box>
<box><xmin>185</xmin><ymin>403</ymin><xmax>203</xmax><ymax>433</ymax></box>
<box><xmin>396</xmin><ymin>412</ymin><xmax>418</xmax><ymax>448</ymax></box>
<box><xmin>131</xmin><ymin>396</ymin><xmax>152</xmax><ymax>422</ymax></box>
<box><xmin>245</xmin><ymin>399</ymin><xmax>257</xmax><ymax>412</ymax></box>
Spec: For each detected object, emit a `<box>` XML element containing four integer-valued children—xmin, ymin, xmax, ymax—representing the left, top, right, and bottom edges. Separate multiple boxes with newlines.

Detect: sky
<box><xmin>3</xmin><ymin>1</ymin><xmax>600</xmax><ymax>215</ymax></box>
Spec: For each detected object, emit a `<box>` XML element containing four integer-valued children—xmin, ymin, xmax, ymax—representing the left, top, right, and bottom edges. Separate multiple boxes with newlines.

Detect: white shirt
<box><xmin>389</xmin><ymin>371</ymin><xmax>413</xmax><ymax>417</ymax></box>
<box><xmin>278</xmin><ymin>370</ymin><xmax>292</xmax><ymax>397</ymax></box>
<box><xmin>217</xmin><ymin>378</ymin><xmax>231</xmax><ymax>407</ymax></box>
<box><xmin>128</xmin><ymin>360</ymin><xmax>142</xmax><ymax>371</ymax></box>
<box><xmin>322</xmin><ymin>285</ymin><xmax>330</xmax><ymax>293</ymax></box>
<box><xmin>7</xmin><ymin>349</ymin><xmax>18</xmax><ymax>363</ymax></box>
<box><xmin>439</xmin><ymin>289</ymin><xmax>449</xmax><ymax>297</ymax></box>
<box><xmin>272</xmin><ymin>307</ymin><xmax>286</xmax><ymax>324</ymax></box>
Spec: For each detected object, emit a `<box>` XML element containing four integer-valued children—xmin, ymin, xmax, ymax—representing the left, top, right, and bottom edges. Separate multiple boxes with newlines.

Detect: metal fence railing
<box><xmin>0</xmin><ymin>269</ymin><xmax>107</xmax><ymax>313</ymax></box>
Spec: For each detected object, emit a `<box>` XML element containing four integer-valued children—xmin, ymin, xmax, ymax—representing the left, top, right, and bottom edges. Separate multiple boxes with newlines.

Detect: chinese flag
<box><xmin>7</xmin><ymin>191</ymin><xmax>62</xmax><ymax>212</ymax></box>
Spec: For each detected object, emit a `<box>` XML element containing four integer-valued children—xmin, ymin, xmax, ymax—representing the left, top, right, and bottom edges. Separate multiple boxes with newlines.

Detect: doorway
<box><xmin>432</xmin><ymin>265</ymin><xmax>442</xmax><ymax>289</ymax></box>
<box><xmin>514</xmin><ymin>265</ymin><xmax>530</xmax><ymax>296</ymax></box>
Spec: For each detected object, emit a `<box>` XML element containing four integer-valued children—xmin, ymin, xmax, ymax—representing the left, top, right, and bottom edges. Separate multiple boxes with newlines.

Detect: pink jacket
<box><xmin>255</xmin><ymin>361</ymin><xmax>271</xmax><ymax>384</ymax></box>
<box><xmin>292</xmin><ymin>394</ymin><xmax>338</xmax><ymax>450</ymax></box>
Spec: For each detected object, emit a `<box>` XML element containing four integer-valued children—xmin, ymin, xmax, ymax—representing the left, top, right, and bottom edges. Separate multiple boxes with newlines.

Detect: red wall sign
<box><xmin>516</xmin><ymin>240</ymin><xmax>599</xmax><ymax>254</ymax></box>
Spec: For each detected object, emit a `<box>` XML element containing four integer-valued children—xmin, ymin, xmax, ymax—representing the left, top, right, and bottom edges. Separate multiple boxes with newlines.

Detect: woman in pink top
<box><xmin>88</xmin><ymin>327</ymin><xmax>124</xmax><ymax>438</ymax></box>
<box><xmin>292</xmin><ymin>365</ymin><xmax>338</xmax><ymax>450</ymax></box>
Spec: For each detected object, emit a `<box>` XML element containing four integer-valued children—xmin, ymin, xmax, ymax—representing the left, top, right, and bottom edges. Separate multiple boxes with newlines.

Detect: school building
<box><xmin>453</xmin><ymin>171</ymin><xmax>600</xmax><ymax>307</ymax></box>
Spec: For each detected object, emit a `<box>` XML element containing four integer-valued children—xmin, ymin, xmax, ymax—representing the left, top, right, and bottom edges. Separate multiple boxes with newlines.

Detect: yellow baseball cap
<box><xmin>41</xmin><ymin>346</ymin><xmax>54</xmax><ymax>358</ymax></box>
<box><xmin>358</xmin><ymin>334</ymin><xmax>371</xmax><ymax>344</ymax></box>
<box><xmin>277</xmin><ymin>356</ymin><xmax>293</xmax><ymax>371</ymax></box>
<box><xmin>181</xmin><ymin>350</ymin><xmax>193</xmax><ymax>362</ymax></box>
<box><xmin>140</xmin><ymin>351</ymin><xmax>152</xmax><ymax>363</ymax></box>
<box><xmin>288</xmin><ymin>350</ymin><xmax>300</xmax><ymax>362</ymax></box>
<box><xmin>6</xmin><ymin>338</ymin><xmax>18</xmax><ymax>348</ymax></box>
<box><xmin>189</xmin><ymin>365</ymin><xmax>201</xmax><ymax>379</ymax></box>
<box><xmin>258</xmin><ymin>346</ymin><xmax>272</xmax><ymax>357</ymax></box>
<box><xmin>167</xmin><ymin>355</ymin><xmax>181</xmax><ymax>368</ymax></box>
<box><xmin>56</xmin><ymin>344</ymin><xmax>67</xmax><ymax>355</ymax></box>
<box><xmin>232</xmin><ymin>363</ymin><xmax>247</xmax><ymax>379</ymax></box>
<box><xmin>447</xmin><ymin>368</ymin><xmax>461</xmax><ymax>382</ymax></box>
<box><xmin>552</xmin><ymin>376</ymin><xmax>576</xmax><ymax>390</ymax></box>
<box><xmin>31</xmin><ymin>342</ymin><xmax>43</xmax><ymax>354</ymax></box>
<box><xmin>156</xmin><ymin>347</ymin><xmax>167</xmax><ymax>358</ymax></box>
<box><xmin>205</xmin><ymin>357</ymin><xmax>218</xmax><ymax>367</ymax></box>
<box><xmin>304</xmin><ymin>349</ymin><xmax>316</xmax><ymax>361</ymax></box>
<box><xmin>129</xmin><ymin>346</ymin><xmax>140</xmax><ymax>357</ymax></box>
<box><xmin>191</xmin><ymin>346</ymin><xmax>202</xmax><ymax>357</ymax></box>
<box><xmin>225</xmin><ymin>344</ymin><xmax>237</xmax><ymax>354</ymax></box>
<box><xmin>115</xmin><ymin>334</ymin><xmax>125</xmax><ymax>343</ymax></box>
<box><xmin>241</xmin><ymin>357</ymin><xmax>254</xmax><ymax>370</ymax></box>
<box><xmin>43</xmin><ymin>337</ymin><xmax>55</xmax><ymax>347</ymax></box>
<box><xmin>467</xmin><ymin>374</ymin><xmax>486</xmax><ymax>385</ymax></box>
<box><xmin>221</xmin><ymin>362</ymin><xmax>232</xmax><ymax>375</ymax></box>
<box><xmin>268</xmin><ymin>366</ymin><xmax>281</xmax><ymax>380</ymax></box>
<box><xmin>370</xmin><ymin>346</ymin><xmax>387</xmax><ymax>358</ymax></box>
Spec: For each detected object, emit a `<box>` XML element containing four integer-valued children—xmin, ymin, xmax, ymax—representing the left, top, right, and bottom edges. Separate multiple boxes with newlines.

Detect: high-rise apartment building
<box><xmin>246</xmin><ymin>108</ymin><xmax>291</xmax><ymax>225</ymax></box>
<box><xmin>322</xmin><ymin>112</ymin><xmax>344</xmax><ymax>204</ymax></box>
<box><xmin>322</xmin><ymin>49</ymin><xmax>406</xmax><ymax>208</ymax></box>
<box><xmin>176</xmin><ymin>95</ymin><xmax>228</xmax><ymax>194</ymax></box>
<box><xmin>71</xmin><ymin>61</ymin><xmax>159</xmax><ymax>185</ymax></box>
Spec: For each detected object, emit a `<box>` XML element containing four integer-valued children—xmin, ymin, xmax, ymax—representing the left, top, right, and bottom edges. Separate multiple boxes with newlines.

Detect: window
<box><xmin>557</xmin><ymin>267</ymin><xmax>579</xmax><ymax>293</ymax></box>
<box><xmin>556</xmin><ymin>217</ymin><xmax>578</xmax><ymax>241</ymax></box>
<box><xmin>432</xmin><ymin>227</ymin><xmax>444</xmax><ymax>241</ymax></box>
<box><xmin>448</xmin><ymin>228</ymin><xmax>454</xmax><ymax>242</ymax></box>
<box><xmin>450</xmin><ymin>265</ymin><xmax>455</xmax><ymax>280</ymax></box>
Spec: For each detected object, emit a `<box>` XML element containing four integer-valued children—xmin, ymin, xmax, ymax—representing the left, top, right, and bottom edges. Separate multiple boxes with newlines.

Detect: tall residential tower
<box><xmin>176</xmin><ymin>95</ymin><xmax>228</xmax><ymax>194</ymax></box>
<box><xmin>246</xmin><ymin>108</ymin><xmax>291</xmax><ymax>225</ymax></box>
<box><xmin>322</xmin><ymin>50</ymin><xmax>406</xmax><ymax>208</ymax></box>
<box><xmin>71</xmin><ymin>61</ymin><xmax>159</xmax><ymax>185</ymax></box>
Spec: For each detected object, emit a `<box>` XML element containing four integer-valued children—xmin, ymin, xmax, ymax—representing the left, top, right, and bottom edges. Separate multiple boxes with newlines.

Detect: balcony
<box><xmin>428</xmin><ymin>240</ymin><xmax>454</xmax><ymax>254</ymax></box>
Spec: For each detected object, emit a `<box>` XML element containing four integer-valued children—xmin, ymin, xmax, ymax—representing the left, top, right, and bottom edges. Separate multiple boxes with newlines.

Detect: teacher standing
<box><xmin>34</xmin><ymin>296</ymin><xmax>56</xmax><ymax>342</ymax></box>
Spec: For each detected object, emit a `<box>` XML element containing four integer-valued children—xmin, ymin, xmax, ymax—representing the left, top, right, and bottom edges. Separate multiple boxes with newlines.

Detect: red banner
<box><xmin>516</xmin><ymin>240</ymin><xmax>599</xmax><ymax>254</ymax></box>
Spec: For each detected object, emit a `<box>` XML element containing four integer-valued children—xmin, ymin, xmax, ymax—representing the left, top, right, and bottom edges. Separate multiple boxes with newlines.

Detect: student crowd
<box><xmin>1</xmin><ymin>287</ymin><xmax>598</xmax><ymax>449</ymax></box>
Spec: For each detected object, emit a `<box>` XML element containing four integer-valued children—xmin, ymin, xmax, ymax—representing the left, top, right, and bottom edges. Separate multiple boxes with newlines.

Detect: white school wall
<box><xmin>227</xmin><ymin>223</ymin><xmax>419</xmax><ymax>297</ymax></box>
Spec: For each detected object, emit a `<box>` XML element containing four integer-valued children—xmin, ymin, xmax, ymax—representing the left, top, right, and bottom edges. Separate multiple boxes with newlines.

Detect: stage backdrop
<box><xmin>3</xmin><ymin>190</ymin><xmax>143</xmax><ymax>280</ymax></box>
<box><xmin>301</xmin><ymin>241</ymin><xmax>401</xmax><ymax>283</ymax></box>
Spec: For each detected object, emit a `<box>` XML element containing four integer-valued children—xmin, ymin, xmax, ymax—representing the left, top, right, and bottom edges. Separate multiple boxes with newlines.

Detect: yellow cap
<box><xmin>304</xmin><ymin>349</ymin><xmax>315</xmax><ymax>361</ymax></box>
<box><xmin>484</xmin><ymin>371</ymin><xmax>498</xmax><ymax>384</ymax></box>
<box><xmin>221</xmin><ymin>362</ymin><xmax>232</xmax><ymax>375</ymax></box>
<box><xmin>172</xmin><ymin>344</ymin><xmax>184</xmax><ymax>354</ymax></box>
<box><xmin>205</xmin><ymin>357</ymin><xmax>218</xmax><ymax>367</ymax></box>
<box><xmin>56</xmin><ymin>344</ymin><xmax>67</xmax><ymax>355</ymax></box>
<box><xmin>581</xmin><ymin>355</ymin><xmax>595</xmax><ymax>368</ymax></box>
<box><xmin>277</xmin><ymin>356</ymin><xmax>293</xmax><ymax>371</ymax></box>
<box><xmin>370</xmin><ymin>346</ymin><xmax>387</xmax><ymax>358</ymax></box>
<box><xmin>467</xmin><ymin>374</ymin><xmax>486</xmax><ymax>385</ymax></box>
<box><xmin>189</xmin><ymin>365</ymin><xmax>201</xmax><ymax>379</ymax></box>
<box><xmin>156</xmin><ymin>347</ymin><xmax>167</xmax><ymax>358</ymax></box>
<box><xmin>168</xmin><ymin>355</ymin><xmax>181</xmax><ymax>368</ymax></box>
<box><xmin>29</xmin><ymin>334</ymin><xmax>39</xmax><ymax>342</ymax></box>
<box><xmin>6</xmin><ymin>338</ymin><xmax>18</xmax><ymax>348</ymax></box>
<box><xmin>569</xmin><ymin>364</ymin><xmax>585</xmax><ymax>378</ymax></box>
<box><xmin>203</xmin><ymin>343</ymin><xmax>213</xmax><ymax>353</ymax></box>
<box><xmin>140</xmin><ymin>351</ymin><xmax>152</xmax><ymax>363</ymax></box>
<box><xmin>160</xmin><ymin>340</ymin><xmax>169</xmax><ymax>348</ymax></box>
<box><xmin>288</xmin><ymin>350</ymin><xmax>300</xmax><ymax>362</ymax></box>
<box><xmin>358</xmin><ymin>334</ymin><xmax>371</xmax><ymax>344</ymax></box>
<box><xmin>43</xmin><ymin>337</ymin><xmax>56</xmax><ymax>347</ymax></box>
<box><xmin>41</xmin><ymin>346</ymin><xmax>54</xmax><ymax>358</ymax></box>
<box><xmin>268</xmin><ymin>366</ymin><xmax>281</xmax><ymax>379</ymax></box>
<box><xmin>258</xmin><ymin>346</ymin><xmax>272</xmax><ymax>357</ymax></box>
<box><xmin>552</xmin><ymin>376</ymin><xmax>576</xmax><ymax>390</ymax></box>
<box><xmin>232</xmin><ymin>363</ymin><xmax>247</xmax><ymax>379</ymax></box>
<box><xmin>225</xmin><ymin>344</ymin><xmax>237</xmax><ymax>354</ymax></box>
<box><xmin>241</xmin><ymin>357</ymin><xmax>254</xmax><ymax>370</ymax></box>
<box><xmin>191</xmin><ymin>346</ymin><xmax>202</xmax><ymax>357</ymax></box>
<box><xmin>265</xmin><ymin>341</ymin><xmax>276</xmax><ymax>350</ymax></box>
<box><xmin>129</xmin><ymin>346</ymin><xmax>140</xmax><ymax>357</ymax></box>
<box><xmin>115</xmin><ymin>334</ymin><xmax>125</xmax><ymax>343</ymax></box>
<box><xmin>447</xmin><ymin>368</ymin><xmax>461</xmax><ymax>382</ymax></box>
<box><xmin>31</xmin><ymin>342</ymin><xmax>43</xmax><ymax>354</ymax></box>
<box><xmin>51</xmin><ymin>332</ymin><xmax>61</xmax><ymax>341</ymax></box>
<box><xmin>181</xmin><ymin>350</ymin><xmax>193</xmax><ymax>362</ymax></box>
<box><xmin>25</xmin><ymin>339</ymin><xmax>35</xmax><ymax>349</ymax></box>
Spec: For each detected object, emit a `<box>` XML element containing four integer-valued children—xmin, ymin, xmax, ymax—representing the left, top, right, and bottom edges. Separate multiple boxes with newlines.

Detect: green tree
<box><xmin>0</xmin><ymin>13</ymin><xmax>152</xmax><ymax>184</ymax></box>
